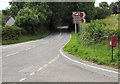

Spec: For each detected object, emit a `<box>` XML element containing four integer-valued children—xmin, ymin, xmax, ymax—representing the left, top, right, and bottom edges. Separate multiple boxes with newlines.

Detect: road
<box><xmin>1</xmin><ymin>30</ymin><xmax>119</xmax><ymax>82</ymax></box>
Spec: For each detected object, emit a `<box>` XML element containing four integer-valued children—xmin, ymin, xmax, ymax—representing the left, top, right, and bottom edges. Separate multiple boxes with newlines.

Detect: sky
<box><xmin>0</xmin><ymin>0</ymin><xmax>119</xmax><ymax>10</ymax></box>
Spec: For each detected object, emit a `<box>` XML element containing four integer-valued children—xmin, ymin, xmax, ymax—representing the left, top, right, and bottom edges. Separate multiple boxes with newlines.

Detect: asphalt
<box><xmin>1</xmin><ymin>29</ymin><xmax>119</xmax><ymax>82</ymax></box>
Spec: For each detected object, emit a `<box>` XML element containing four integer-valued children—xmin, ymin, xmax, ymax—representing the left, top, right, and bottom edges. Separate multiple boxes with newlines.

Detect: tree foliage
<box><xmin>95</xmin><ymin>7</ymin><xmax>112</xmax><ymax>19</ymax></box>
<box><xmin>109</xmin><ymin>1</ymin><xmax>120</xmax><ymax>14</ymax></box>
<box><xmin>15</xmin><ymin>8</ymin><xmax>39</xmax><ymax>34</ymax></box>
<box><xmin>99</xmin><ymin>2</ymin><xmax>109</xmax><ymax>8</ymax></box>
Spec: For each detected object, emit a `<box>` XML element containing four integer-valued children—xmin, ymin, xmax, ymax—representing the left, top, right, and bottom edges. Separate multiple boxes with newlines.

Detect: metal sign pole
<box><xmin>82</xmin><ymin>23</ymin><xmax>84</xmax><ymax>46</ymax></box>
<box><xmin>75</xmin><ymin>23</ymin><xmax>77</xmax><ymax>33</ymax></box>
<box><xmin>111</xmin><ymin>46</ymin><xmax>114</xmax><ymax>61</ymax></box>
<box><xmin>82</xmin><ymin>23</ymin><xmax>84</xmax><ymax>40</ymax></box>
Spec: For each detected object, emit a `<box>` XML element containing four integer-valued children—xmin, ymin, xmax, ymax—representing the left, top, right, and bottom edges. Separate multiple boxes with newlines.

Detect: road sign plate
<box><xmin>72</xmin><ymin>12</ymin><xmax>86</xmax><ymax>18</ymax></box>
<box><xmin>72</xmin><ymin>11</ymin><xmax>86</xmax><ymax>23</ymax></box>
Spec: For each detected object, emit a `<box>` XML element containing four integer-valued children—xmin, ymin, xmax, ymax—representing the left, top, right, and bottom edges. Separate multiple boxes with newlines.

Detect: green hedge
<box><xmin>95</xmin><ymin>8</ymin><xmax>112</xmax><ymax>19</ymax></box>
<box><xmin>79</xmin><ymin>20</ymin><xmax>118</xmax><ymax>45</ymax></box>
<box><xmin>2</xmin><ymin>26</ymin><xmax>23</xmax><ymax>40</ymax></box>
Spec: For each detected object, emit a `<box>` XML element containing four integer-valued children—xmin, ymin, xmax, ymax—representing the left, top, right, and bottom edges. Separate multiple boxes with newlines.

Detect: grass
<box><xmin>64</xmin><ymin>14</ymin><xmax>119</xmax><ymax>69</ymax></box>
<box><xmin>2</xmin><ymin>30</ymin><xmax>50</xmax><ymax>45</ymax></box>
<box><xmin>64</xmin><ymin>33</ymin><xmax>119</xmax><ymax>68</ymax></box>
<box><xmin>103</xmin><ymin>14</ymin><xmax>119</xmax><ymax>30</ymax></box>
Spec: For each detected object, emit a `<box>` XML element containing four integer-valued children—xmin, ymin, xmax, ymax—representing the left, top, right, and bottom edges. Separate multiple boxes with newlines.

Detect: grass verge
<box><xmin>64</xmin><ymin>32</ymin><xmax>119</xmax><ymax>69</ymax></box>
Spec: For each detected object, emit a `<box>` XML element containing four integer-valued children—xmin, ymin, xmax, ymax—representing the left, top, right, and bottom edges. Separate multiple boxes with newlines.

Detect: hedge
<box><xmin>2</xmin><ymin>26</ymin><xmax>23</xmax><ymax>40</ymax></box>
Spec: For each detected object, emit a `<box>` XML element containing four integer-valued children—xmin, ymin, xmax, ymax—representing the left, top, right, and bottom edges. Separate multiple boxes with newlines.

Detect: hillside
<box><xmin>103</xmin><ymin>14</ymin><xmax>119</xmax><ymax>30</ymax></box>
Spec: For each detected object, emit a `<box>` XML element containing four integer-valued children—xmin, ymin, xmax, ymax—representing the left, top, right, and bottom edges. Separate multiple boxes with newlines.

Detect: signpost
<box><xmin>109</xmin><ymin>36</ymin><xmax>117</xmax><ymax>61</ymax></box>
<box><xmin>72</xmin><ymin>12</ymin><xmax>86</xmax><ymax>44</ymax></box>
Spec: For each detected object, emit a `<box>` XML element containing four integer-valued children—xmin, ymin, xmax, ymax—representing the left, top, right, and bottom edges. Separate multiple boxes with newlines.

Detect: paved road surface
<box><xmin>2</xmin><ymin>30</ymin><xmax>118</xmax><ymax>82</ymax></box>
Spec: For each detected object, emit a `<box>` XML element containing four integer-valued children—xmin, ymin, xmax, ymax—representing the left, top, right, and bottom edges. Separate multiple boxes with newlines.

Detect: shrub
<box><xmin>95</xmin><ymin>7</ymin><xmax>112</xmax><ymax>19</ymax></box>
<box><xmin>2</xmin><ymin>26</ymin><xmax>23</xmax><ymax>40</ymax></box>
<box><xmin>15</xmin><ymin>8</ymin><xmax>39</xmax><ymax>34</ymax></box>
<box><xmin>80</xmin><ymin>19</ymin><xmax>118</xmax><ymax>45</ymax></box>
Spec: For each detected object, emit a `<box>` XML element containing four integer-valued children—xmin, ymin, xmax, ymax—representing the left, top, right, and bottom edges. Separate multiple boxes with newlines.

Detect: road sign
<box><xmin>73</xmin><ymin>18</ymin><xmax>86</xmax><ymax>23</ymax></box>
<box><xmin>72</xmin><ymin>11</ymin><xmax>86</xmax><ymax>45</ymax></box>
<box><xmin>72</xmin><ymin>12</ymin><xmax>86</xmax><ymax>18</ymax></box>
<box><xmin>72</xmin><ymin>12</ymin><xmax>86</xmax><ymax>23</ymax></box>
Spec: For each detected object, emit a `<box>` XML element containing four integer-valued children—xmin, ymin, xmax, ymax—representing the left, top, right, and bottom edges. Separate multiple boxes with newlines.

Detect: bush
<box><xmin>15</xmin><ymin>8</ymin><xmax>39</xmax><ymax>34</ymax></box>
<box><xmin>95</xmin><ymin>7</ymin><xmax>112</xmax><ymax>19</ymax></box>
<box><xmin>79</xmin><ymin>19</ymin><xmax>118</xmax><ymax>45</ymax></box>
<box><xmin>2</xmin><ymin>26</ymin><xmax>23</xmax><ymax>40</ymax></box>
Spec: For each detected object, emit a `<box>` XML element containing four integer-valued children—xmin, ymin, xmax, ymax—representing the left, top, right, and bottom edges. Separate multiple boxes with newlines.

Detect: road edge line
<box><xmin>60</xmin><ymin>34</ymin><xmax>119</xmax><ymax>74</ymax></box>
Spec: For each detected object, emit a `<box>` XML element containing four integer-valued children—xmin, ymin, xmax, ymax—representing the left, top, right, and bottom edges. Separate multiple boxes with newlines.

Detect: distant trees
<box><xmin>99</xmin><ymin>2</ymin><xmax>109</xmax><ymax>8</ymax></box>
<box><xmin>95</xmin><ymin>2</ymin><xmax>112</xmax><ymax>19</ymax></box>
<box><xmin>95</xmin><ymin>7</ymin><xmax>112</xmax><ymax>19</ymax></box>
<box><xmin>109</xmin><ymin>1</ymin><xmax>120</xmax><ymax>14</ymax></box>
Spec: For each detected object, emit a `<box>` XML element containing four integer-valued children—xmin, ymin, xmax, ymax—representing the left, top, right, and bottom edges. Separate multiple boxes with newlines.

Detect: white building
<box><xmin>5</xmin><ymin>16</ymin><xmax>15</xmax><ymax>26</ymax></box>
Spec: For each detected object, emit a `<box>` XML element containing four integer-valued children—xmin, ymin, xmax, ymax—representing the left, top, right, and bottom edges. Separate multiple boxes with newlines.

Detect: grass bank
<box><xmin>64</xmin><ymin>14</ymin><xmax>119</xmax><ymax>69</ymax></box>
<box><xmin>64</xmin><ymin>33</ymin><xmax>119</xmax><ymax>68</ymax></box>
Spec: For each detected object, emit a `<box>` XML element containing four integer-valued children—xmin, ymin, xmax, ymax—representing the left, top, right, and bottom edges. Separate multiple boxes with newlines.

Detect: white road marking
<box><xmin>60</xmin><ymin>34</ymin><xmax>119</xmax><ymax>74</ymax></box>
<box><xmin>30</xmin><ymin>72</ymin><xmax>35</xmax><ymax>76</ymax></box>
<box><xmin>48</xmin><ymin>61</ymin><xmax>52</xmax><ymax>64</ymax></box>
<box><xmin>37</xmin><ymin>67</ymin><xmax>43</xmax><ymax>71</ymax></box>
<box><xmin>43</xmin><ymin>64</ymin><xmax>48</xmax><ymax>67</ymax></box>
<box><xmin>54</xmin><ymin>57</ymin><xmax>58</xmax><ymax>60</ymax></box>
<box><xmin>19</xmin><ymin>55</ymin><xmax>59</xmax><ymax>81</ymax></box>
<box><xmin>19</xmin><ymin>78</ymin><xmax>26</xmax><ymax>82</ymax></box>
<box><xmin>2</xmin><ymin>40</ymin><xmax>42</xmax><ymax>49</ymax></box>
<box><xmin>52</xmin><ymin>59</ymin><xmax>55</xmax><ymax>62</ymax></box>
<box><xmin>5</xmin><ymin>52</ymin><xmax>19</xmax><ymax>57</ymax></box>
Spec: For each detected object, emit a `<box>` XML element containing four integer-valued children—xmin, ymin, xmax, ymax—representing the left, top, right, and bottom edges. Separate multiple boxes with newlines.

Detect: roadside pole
<box><xmin>111</xmin><ymin>46</ymin><xmax>114</xmax><ymax>61</ymax></box>
<box><xmin>82</xmin><ymin>23</ymin><xmax>84</xmax><ymax>46</ymax></box>
<box><xmin>75</xmin><ymin>23</ymin><xmax>77</xmax><ymax>43</ymax></box>
<box><xmin>75</xmin><ymin>23</ymin><xmax>77</xmax><ymax>33</ymax></box>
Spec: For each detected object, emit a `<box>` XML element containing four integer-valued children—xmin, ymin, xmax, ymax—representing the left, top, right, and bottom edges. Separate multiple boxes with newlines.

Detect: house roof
<box><xmin>6</xmin><ymin>15</ymin><xmax>15</xmax><ymax>22</ymax></box>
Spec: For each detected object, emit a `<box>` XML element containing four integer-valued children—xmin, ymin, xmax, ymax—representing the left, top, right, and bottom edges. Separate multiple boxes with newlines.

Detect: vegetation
<box><xmin>95</xmin><ymin>7</ymin><xmax>112</xmax><ymax>19</ymax></box>
<box><xmin>109</xmin><ymin>1</ymin><xmax>120</xmax><ymax>14</ymax></box>
<box><xmin>15</xmin><ymin>8</ymin><xmax>39</xmax><ymax>34</ymax></box>
<box><xmin>1</xmin><ymin>1</ymin><xmax>119</xmax><ymax>45</ymax></box>
<box><xmin>103</xmin><ymin>14</ymin><xmax>118</xmax><ymax>30</ymax></box>
<box><xmin>2</xmin><ymin>26</ymin><xmax>23</xmax><ymax>40</ymax></box>
<box><xmin>99</xmin><ymin>2</ymin><xmax>109</xmax><ymax>8</ymax></box>
<box><xmin>64</xmin><ymin>15</ymin><xmax>119</xmax><ymax>68</ymax></box>
<box><xmin>2</xmin><ymin>27</ymin><xmax>50</xmax><ymax>45</ymax></box>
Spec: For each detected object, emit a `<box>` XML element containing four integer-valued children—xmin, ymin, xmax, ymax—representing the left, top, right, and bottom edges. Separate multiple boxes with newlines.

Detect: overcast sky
<box><xmin>0</xmin><ymin>0</ymin><xmax>119</xmax><ymax>10</ymax></box>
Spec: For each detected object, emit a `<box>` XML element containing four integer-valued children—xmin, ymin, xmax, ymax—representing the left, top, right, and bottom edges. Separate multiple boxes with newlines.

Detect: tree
<box><xmin>95</xmin><ymin>7</ymin><xmax>112</xmax><ymax>19</ymax></box>
<box><xmin>47</xmin><ymin>2</ymin><xmax>96</xmax><ymax>31</ymax></box>
<box><xmin>9</xmin><ymin>2</ymin><xmax>26</xmax><ymax>16</ymax></box>
<box><xmin>110</xmin><ymin>1</ymin><xmax>120</xmax><ymax>14</ymax></box>
<box><xmin>99</xmin><ymin>2</ymin><xmax>109</xmax><ymax>8</ymax></box>
<box><xmin>15</xmin><ymin>8</ymin><xmax>39</xmax><ymax>34</ymax></box>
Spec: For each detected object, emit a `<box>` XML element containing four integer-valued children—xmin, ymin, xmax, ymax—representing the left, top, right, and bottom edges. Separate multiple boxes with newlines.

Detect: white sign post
<box><xmin>72</xmin><ymin>12</ymin><xmax>86</xmax><ymax>44</ymax></box>
<box><xmin>72</xmin><ymin>12</ymin><xmax>86</xmax><ymax>33</ymax></box>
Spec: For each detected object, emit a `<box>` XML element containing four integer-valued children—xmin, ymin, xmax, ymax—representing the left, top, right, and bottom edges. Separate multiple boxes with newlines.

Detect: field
<box><xmin>103</xmin><ymin>14</ymin><xmax>119</xmax><ymax>30</ymax></box>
